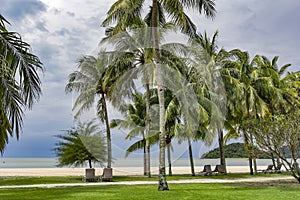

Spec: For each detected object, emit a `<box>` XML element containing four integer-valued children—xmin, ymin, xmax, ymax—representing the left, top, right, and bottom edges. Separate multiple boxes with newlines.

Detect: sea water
<box><xmin>0</xmin><ymin>157</ymin><xmax>278</xmax><ymax>168</ymax></box>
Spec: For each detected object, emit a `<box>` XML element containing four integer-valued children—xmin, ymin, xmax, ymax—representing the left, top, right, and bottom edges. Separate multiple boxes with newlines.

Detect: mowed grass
<box><xmin>0</xmin><ymin>172</ymin><xmax>291</xmax><ymax>186</ymax></box>
<box><xmin>0</xmin><ymin>181</ymin><xmax>299</xmax><ymax>200</ymax></box>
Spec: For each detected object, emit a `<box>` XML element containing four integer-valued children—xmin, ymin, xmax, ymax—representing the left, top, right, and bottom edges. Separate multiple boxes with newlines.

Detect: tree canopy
<box><xmin>0</xmin><ymin>14</ymin><xmax>43</xmax><ymax>153</ymax></box>
<box><xmin>201</xmin><ymin>142</ymin><xmax>270</xmax><ymax>159</ymax></box>
<box><xmin>54</xmin><ymin>120</ymin><xmax>107</xmax><ymax>168</ymax></box>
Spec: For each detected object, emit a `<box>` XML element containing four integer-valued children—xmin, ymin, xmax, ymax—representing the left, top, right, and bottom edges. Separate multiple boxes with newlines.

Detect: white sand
<box><xmin>0</xmin><ymin>166</ymin><xmax>264</xmax><ymax>177</ymax></box>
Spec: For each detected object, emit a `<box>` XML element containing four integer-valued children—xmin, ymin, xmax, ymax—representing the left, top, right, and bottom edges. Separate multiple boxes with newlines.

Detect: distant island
<box><xmin>201</xmin><ymin>142</ymin><xmax>270</xmax><ymax>159</ymax></box>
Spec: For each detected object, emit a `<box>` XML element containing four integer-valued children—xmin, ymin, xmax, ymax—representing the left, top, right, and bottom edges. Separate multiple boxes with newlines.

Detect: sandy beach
<box><xmin>0</xmin><ymin>166</ymin><xmax>264</xmax><ymax>177</ymax></box>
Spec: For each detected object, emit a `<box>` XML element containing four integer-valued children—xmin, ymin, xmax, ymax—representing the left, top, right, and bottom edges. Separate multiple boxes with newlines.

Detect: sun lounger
<box><xmin>82</xmin><ymin>168</ymin><xmax>96</xmax><ymax>182</ymax></box>
<box><xmin>197</xmin><ymin>165</ymin><xmax>212</xmax><ymax>176</ymax></box>
<box><xmin>100</xmin><ymin>167</ymin><xmax>113</xmax><ymax>181</ymax></box>
<box><xmin>212</xmin><ymin>164</ymin><xmax>225</xmax><ymax>174</ymax></box>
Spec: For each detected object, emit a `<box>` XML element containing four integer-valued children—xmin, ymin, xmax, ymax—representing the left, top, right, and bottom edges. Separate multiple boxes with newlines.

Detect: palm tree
<box><xmin>103</xmin><ymin>26</ymin><xmax>157</xmax><ymax>177</ymax></box>
<box><xmin>103</xmin><ymin>16</ymin><xmax>192</xmax><ymax>177</ymax></box>
<box><xmin>65</xmin><ymin>53</ymin><xmax>114</xmax><ymax>168</ymax></box>
<box><xmin>54</xmin><ymin>120</ymin><xmax>107</xmax><ymax>168</ymax></box>
<box><xmin>110</xmin><ymin>92</ymin><xmax>159</xmax><ymax>176</ymax></box>
<box><xmin>103</xmin><ymin>0</ymin><xmax>216</xmax><ymax>190</ymax></box>
<box><xmin>221</xmin><ymin>49</ymin><xmax>271</xmax><ymax>174</ymax></box>
<box><xmin>189</xmin><ymin>31</ymin><xmax>229</xmax><ymax>172</ymax></box>
<box><xmin>112</xmin><ymin>89</ymin><xmax>180</xmax><ymax>176</ymax></box>
<box><xmin>0</xmin><ymin>15</ymin><xmax>43</xmax><ymax>153</ymax></box>
<box><xmin>252</xmin><ymin>55</ymin><xmax>299</xmax><ymax>114</ymax></box>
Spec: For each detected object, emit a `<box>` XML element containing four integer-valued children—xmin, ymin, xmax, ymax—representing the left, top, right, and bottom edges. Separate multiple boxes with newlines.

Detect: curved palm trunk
<box><xmin>188</xmin><ymin>138</ymin><xmax>195</xmax><ymax>176</ymax></box>
<box><xmin>250</xmin><ymin>132</ymin><xmax>257</xmax><ymax>174</ymax></box>
<box><xmin>102</xmin><ymin>93</ymin><xmax>112</xmax><ymax>168</ymax></box>
<box><xmin>244</xmin><ymin>132</ymin><xmax>253</xmax><ymax>175</ymax></box>
<box><xmin>145</xmin><ymin>83</ymin><xmax>151</xmax><ymax>177</ymax></box>
<box><xmin>218</xmin><ymin>127</ymin><xmax>227</xmax><ymax>174</ymax></box>
<box><xmin>143</xmin><ymin>136</ymin><xmax>147</xmax><ymax>175</ymax></box>
<box><xmin>152</xmin><ymin>0</ymin><xmax>168</xmax><ymax>190</ymax></box>
<box><xmin>88</xmin><ymin>159</ymin><xmax>92</xmax><ymax>169</ymax></box>
<box><xmin>167</xmin><ymin>142</ymin><xmax>172</xmax><ymax>176</ymax></box>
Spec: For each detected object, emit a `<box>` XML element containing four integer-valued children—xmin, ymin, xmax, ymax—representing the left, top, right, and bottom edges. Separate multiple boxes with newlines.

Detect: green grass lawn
<box><xmin>0</xmin><ymin>172</ymin><xmax>291</xmax><ymax>186</ymax></box>
<box><xmin>0</xmin><ymin>181</ymin><xmax>299</xmax><ymax>200</ymax></box>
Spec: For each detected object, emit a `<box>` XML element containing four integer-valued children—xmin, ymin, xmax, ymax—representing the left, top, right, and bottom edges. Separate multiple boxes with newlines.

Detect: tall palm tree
<box><xmin>65</xmin><ymin>53</ymin><xmax>114</xmax><ymax>168</ymax></box>
<box><xmin>190</xmin><ymin>31</ymin><xmax>229</xmax><ymax>172</ymax></box>
<box><xmin>221</xmin><ymin>49</ymin><xmax>271</xmax><ymax>174</ymax></box>
<box><xmin>103</xmin><ymin>15</ymin><xmax>192</xmax><ymax>177</ymax></box>
<box><xmin>0</xmin><ymin>15</ymin><xmax>43</xmax><ymax>153</ymax></box>
<box><xmin>103</xmin><ymin>0</ymin><xmax>216</xmax><ymax>190</ymax></box>
<box><xmin>103</xmin><ymin>25</ymin><xmax>158</xmax><ymax>177</ymax></box>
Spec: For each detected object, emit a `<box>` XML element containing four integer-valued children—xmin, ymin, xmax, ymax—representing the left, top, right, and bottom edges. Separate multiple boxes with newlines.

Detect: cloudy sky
<box><xmin>1</xmin><ymin>0</ymin><xmax>299</xmax><ymax>158</ymax></box>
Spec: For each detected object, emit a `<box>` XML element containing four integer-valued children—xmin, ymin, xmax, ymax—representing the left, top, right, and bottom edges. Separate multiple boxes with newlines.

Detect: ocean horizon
<box><xmin>0</xmin><ymin>157</ymin><xmax>278</xmax><ymax>169</ymax></box>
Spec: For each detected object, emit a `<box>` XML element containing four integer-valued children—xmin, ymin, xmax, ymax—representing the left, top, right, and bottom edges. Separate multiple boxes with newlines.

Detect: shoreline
<box><xmin>0</xmin><ymin>166</ymin><xmax>267</xmax><ymax>176</ymax></box>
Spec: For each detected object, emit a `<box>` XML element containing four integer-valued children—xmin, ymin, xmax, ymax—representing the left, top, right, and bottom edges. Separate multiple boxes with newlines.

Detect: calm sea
<box><xmin>0</xmin><ymin>157</ymin><xmax>277</xmax><ymax>168</ymax></box>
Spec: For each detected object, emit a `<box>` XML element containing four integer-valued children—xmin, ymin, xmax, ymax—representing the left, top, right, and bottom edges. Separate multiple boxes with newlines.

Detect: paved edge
<box><xmin>0</xmin><ymin>176</ymin><xmax>294</xmax><ymax>189</ymax></box>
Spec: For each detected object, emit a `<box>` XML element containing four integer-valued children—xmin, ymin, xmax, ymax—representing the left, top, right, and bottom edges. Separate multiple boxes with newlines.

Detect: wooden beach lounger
<box><xmin>83</xmin><ymin>168</ymin><xmax>96</xmax><ymax>182</ymax></box>
<box><xmin>100</xmin><ymin>168</ymin><xmax>113</xmax><ymax>181</ymax></box>
<box><xmin>197</xmin><ymin>165</ymin><xmax>212</xmax><ymax>176</ymax></box>
<box><xmin>212</xmin><ymin>164</ymin><xmax>226</xmax><ymax>174</ymax></box>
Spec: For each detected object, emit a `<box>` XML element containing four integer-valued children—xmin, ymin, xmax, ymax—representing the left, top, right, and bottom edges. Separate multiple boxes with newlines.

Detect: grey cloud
<box><xmin>53</xmin><ymin>28</ymin><xmax>71</xmax><ymax>36</ymax></box>
<box><xmin>191</xmin><ymin>0</ymin><xmax>300</xmax><ymax>72</ymax></box>
<box><xmin>0</xmin><ymin>0</ymin><xmax>47</xmax><ymax>21</ymax></box>
<box><xmin>35</xmin><ymin>21</ymin><xmax>48</xmax><ymax>32</ymax></box>
<box><xmin>66</xmin><ymin>12</ymin><xmax>75</xmax><ymax>17</ymax></box>
<box><xmin>51</xmin><ymin>8</ymin><xmax>62</xmax><ymax>15</ymax></box>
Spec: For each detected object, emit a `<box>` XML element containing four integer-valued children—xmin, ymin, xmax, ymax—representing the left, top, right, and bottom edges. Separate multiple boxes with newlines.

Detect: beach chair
<box><xmin>83</xmin><ymin>168</ymin><xmax>96</xmax><ymax>182</ymax></box>
<box><xmin>100</xmin><ymin>168</ymin><xmax>113</xmax><ymax>182</ymax></box>
<box><xmin>212</xmin><ymin>164</ymin><xmax>225</xmax><ymax>174</ymax></box>
<box><xmin>197</xmin><ymin>165</ymin><xmax>212</xmax><ymax>176</ymax></box>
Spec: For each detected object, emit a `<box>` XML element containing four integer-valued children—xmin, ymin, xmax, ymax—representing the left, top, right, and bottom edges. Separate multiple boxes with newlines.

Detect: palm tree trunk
<box><xmin>218</xmin><ymin>127</ymin><xmax>226</xmax><ymax>174</ymax></box>
<box><xmin>152</xmin><ymin>0</ymin><xmax>168</xmax><ymax>190</ymax></box>
<box><xmin>102</xmin><ymin>93</ymin><xmax>112</xmax><ymax>168</ymax></box>
<box><xmin>167</xmin><ymin>142</ymin><xmax>172</xmax><ymax>176</ymax></box>
<box><xmin>245</xmin><ymin>138</ymin><xmax>253</xmax><ymax>175</ymax></box>
<box><xmin>188</xmin><ymin>138</ymin><xmax>195</xmax><ymax>176</ymax></box>
<box><xmin>88</xmin><ymin>159</ymin><xmax>92</xmax><ymax>169</ymax></box>
<box><xmin>145</xmin><ymin>83</ymin><xmax>151</xmax><ymax>177</ymax></box>
<box><xmin>146</xmin><ymin>144</ymin><xmax>151</xmax><ymax>177</ymax></box>
<box><xmin>248</xmin><ymin>156</ymin><xmax>253</xmax><ymax>175</ymax></box>
<box><xmin>243</xmin><ymin>130</ymin><xmax>253</xmax><ymax>175</ymax></box>
<box><xmin>253</xmin><ymin>157</ymin><xmax>257</xmax><ymax>174</ymax></box>
<box><xmin>250</xmin><ymin>132</ymin><xmax>257</xmax><ymax>174</ymax></box>
<box><xmin>143</xmin><ymin>137</ymin><xmax>147</xmax><ymax>175</ymax></box>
